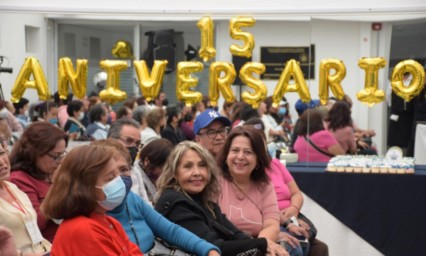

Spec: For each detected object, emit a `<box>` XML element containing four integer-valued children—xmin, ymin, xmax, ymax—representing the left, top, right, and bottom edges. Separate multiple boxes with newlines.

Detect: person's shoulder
<box><xmin>9</xmin><ymin>171</ymin><xmax>35</xmax><ymax>184</ymax></box>
<box><xmin>155</xmin><ymin>189</ymin><xmax>188</xmax><ymax>213</ymax></box>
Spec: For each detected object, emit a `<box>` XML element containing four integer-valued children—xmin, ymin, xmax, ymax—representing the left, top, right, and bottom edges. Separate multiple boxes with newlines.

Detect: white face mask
<box><xmin>0</xmin><ymin>108</ymin><xmax>8</xmax><ymax>119</ymax></box>
<box><xmin>78</xmin><ymin>112</ymin><xmax>85</xmax><ymax>121</ymax></box>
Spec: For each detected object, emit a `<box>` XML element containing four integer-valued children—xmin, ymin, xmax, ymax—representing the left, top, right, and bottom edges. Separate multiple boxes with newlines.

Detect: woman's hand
<box><xmin>287</xmin><ymin>223</ymin><xmax>310</xmax><ymax>239</ymax></box>
<box><xmin>279</xmin><ymin>232</ymin><xmax>300</xmax><ymax>249</ymax></box>
<box><xmin>281</xmin><ymin>207</ymin><xmax>298</xmax><ymax>221</ymax></box>
<box><xmin>207</xmin><ymin>249</ymin><xmax>221</xmax><ymax>256</ymax></box>
<box><xmin>266</xmin><ymin>238</ymin><xmax>289</xmax><ymax>256</ymax></box>
<box><xmin>0</xmin><ymin>226</ymin><xmax>17</xmax><ymax>256</ymax></box>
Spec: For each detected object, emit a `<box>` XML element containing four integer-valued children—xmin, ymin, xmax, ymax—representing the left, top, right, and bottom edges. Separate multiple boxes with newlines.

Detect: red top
<box><xmin>9</xmin><ymin>170</ymin><xmax>58</xmax><ymax>242</ymax></box>
<box><xmin>51</xmin><ymin>213</ymin><xmax>143</xmax><ymax>256</ymax></box>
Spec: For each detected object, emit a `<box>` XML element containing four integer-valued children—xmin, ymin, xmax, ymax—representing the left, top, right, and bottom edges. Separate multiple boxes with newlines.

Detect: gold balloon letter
<box><xmin>99</xmin><ymin>60</ymin><xmax>128</xmax><ymax>104</ymax></box>
<box><xmin>318</xmin><ymin>59</ymin><xmax>346</xmax><ymax>105</ymax></box>
<box><xmin>197</xmin><ymin>16</ymin><xmax>216</xmax><ymax>62</ymax></box>
<box><xmin>272</xmin><ymin>59</ymin><xmax>311</xmax><ymax>107</ymax></box>
<box><xmin>391</xmin><ymin>60</ymin><xmax>425</xmax><ymax>102</ymax></box>
<box><xmin>57</xmin><ymin>58</ymin><xmax>88</xmax><ymax>100</ymax></box>
<box><xmin>229</xmin><ymin>16</ymin><xmax>256</xmax><ymax>58</ymax></box>
<box><xmin>356</xmin><ymin>57</ymin><xmax>386</xmax><ymax>106</ymax></box>
<box><xmin>239</xmin><ymin>62</ymin><xmax>267</xmax><ymax>108</ymax></box>
<box><xmin>176</xmin><ymin>62</ymin><xmax>203</xmax><ymax>106</ymax></box>
<box><xmin>209</xmin><ymin>62</ymin><xmax>236</xmax><ymax>107</ymax></box>
<box><xmin>11</xmin><ymin>57</ymin><xmax>51</xmax><ymax>103</ymax></box>
<box><xmin>134</xmin><ymin>60</ymin><xmax>168</xmax><ymax>102</ymax></box>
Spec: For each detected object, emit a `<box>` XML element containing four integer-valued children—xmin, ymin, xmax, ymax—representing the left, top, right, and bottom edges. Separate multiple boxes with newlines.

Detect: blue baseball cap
<box><xmin>193</xmin><ymin>109</ymin><xmax>231</xmax><ymax>135</ymax></box>
<box><xmin>295</xmin><ymin>99</ymin><xmax>320</xmax><ymax>115</ymax></box>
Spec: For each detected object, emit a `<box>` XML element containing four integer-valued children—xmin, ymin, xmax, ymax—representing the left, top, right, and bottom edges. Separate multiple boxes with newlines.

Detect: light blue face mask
<box><xmin>96</xmin><ymin>176</ymin><xmax>126</xmax><ymax>210</ymax></box>
<box><xmin>278</xmin><ymin>107</ymin><xmax>287</xmax><ymax>116</ymax></box>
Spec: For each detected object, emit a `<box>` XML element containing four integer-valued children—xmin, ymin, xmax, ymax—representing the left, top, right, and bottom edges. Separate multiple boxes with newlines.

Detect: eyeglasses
<box><xmin>47</xmin><ymin>151</ymin><xmax>67</xmax><ymax>161</ymax></box>
<box><xmin>199</xmin><ymin>127</ymin><xmax>230</xmax><ymax>139</ymax></box>
<box><xmin>118</xmin><ymin>137</ymin><xmax>142</xmax><ymax>148</ymax></box>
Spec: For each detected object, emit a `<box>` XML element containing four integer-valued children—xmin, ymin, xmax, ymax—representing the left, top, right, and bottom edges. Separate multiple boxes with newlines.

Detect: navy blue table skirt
<box><xmin>287</xmin><ymin>163</ymin><xmax>426</xmax><ymax>256</ymax></box>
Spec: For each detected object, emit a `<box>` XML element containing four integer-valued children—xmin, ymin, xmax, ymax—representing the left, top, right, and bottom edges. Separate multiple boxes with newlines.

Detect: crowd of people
<box><xmin>0</xmin><ymin>90</ymin><xmax>378</xmax><ymax>256</ymax></box>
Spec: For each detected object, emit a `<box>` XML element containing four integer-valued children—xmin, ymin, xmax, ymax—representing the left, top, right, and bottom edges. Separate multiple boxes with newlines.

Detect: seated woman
<box><xmin>131</xmin><ymin>138</ymin><xmax>173</xmax><ymax>203</ymax></box>
<box><xmin>293</xmin><ymin>109</ymin><xmax>344</xmax><ymax>162</ymax></box>
<box><xmin>218</xmin><ymin>126</ymin><xmax>298</xmax><ymax>255</ymax></box>
<box><xmin>155</xmin><ymin>141</ymin><xmax>289</xmax><ymax>256</ymax></box>
<box><xmin>63</xmin><ymin>100</ymin><xmax>88</xmax><ymax>141</ymax></box>
<box><xmin>9</xmin><ymin>122</ymin><xmax>68</xmax><ymax>242</ymax></box>
<box><xmin>92</xmin><ymin>139</ymin><xmax>219</xmax><ymax>256</ymax></box>
<box><xmin>323</xmin><ymin>101</ymin><xmax>356</xmax><ymax>154</ymax></box>
<box><xmin>0</xmin><ymin>139</ymin><xmax>51</xmax><ymax>255</ymax></box>
<box><xmin>42</xmin><ymin>144</ymin><xmax>142</xmax><ymax>255</ymax></box>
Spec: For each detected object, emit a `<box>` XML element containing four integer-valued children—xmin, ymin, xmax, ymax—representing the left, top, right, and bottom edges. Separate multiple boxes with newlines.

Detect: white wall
<box><xmin>1</xmin><ymin>11</ymin><xmax>423</xmax><ymax>153</ymax></box>
<box><xmin>0</xmin><ymin>13</ymin><xmax>48</xmax><ymax>102</ymax></box>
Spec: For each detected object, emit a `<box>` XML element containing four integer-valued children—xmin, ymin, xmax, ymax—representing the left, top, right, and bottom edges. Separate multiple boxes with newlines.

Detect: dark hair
<box><xmin>298</xmin><ymin>109</ymin><xmax>325</xmax><ymax>136</ymax></box>
<box><xmin>324</xmin><ymin>101</ymin><xmax>353</xmax><ymax>131</ymax></box>
<box><xmin>230</xmin><ymin>101</ymin><xmax>245</xmax><ymax>123</ymax></box>
<box><xmin>36</xmin><ymin>100</ymin><xmax>58</xmax><ymax>120</ymax></box>
<box><xmin>240</xmin><ymin>103</ymin><xmax>259</xmax><ymax>121</ymax></box>
<box><xmin>219</xmin><ymin>126</ymin><xmax>270</xmax><ymax>186</ymax></box>
<box><xmin>53</xmin><ymin>92</ymin><xmax>73</xmax><ymax>106</ymax></box>
<box><xmin>13</xmin><ymin>97</ymin><xmax>29</xmax><ymax>115</ymax></box>
<box><xmin>66</xmin><ymin>100</ymin><xmax>83</xmax><ymax>116</ymax></box>
<box><xmin>123</xmin><ymin>98</ymin><xmax>137</xmax><ymax>110</ymax></box>
<box><xmin>244</xmin><ymin>117</ymin><xmax>265</xmax><ymax>131</ymax></box>
<box><xmin>139</xmin><ymin>138</ymin><xmax>173</xmax><ymax>176</ymax></box>
<box><xmin>88</xmin><ymin>104</ymin><xmax>106</xmax><ymax>123</ymax></box>
<box><xmin>42</xmin><ymin>145</ymin><xmax>119</xmax><ymax>219</ymax></box>
<box><xmin>116</xmin><ymin>106</ymin><xmax>131</xmax><ymax>119</ymax></box>
<box><xmin>264</xmin><ymin>96</ymin><xmax>274</xmax><ymax>114</ymax></box>
<box><xmin>10</xmin><ymin>122</ymin><xmax>68</xmax><ymax>180</ymax></box>
<box><xmin>107</xmin><ymin>118</ymin><xmax>139</xmax><ymax>139</ymax></box>
<box><xmin>165</xmin><ymin>105</ymin><xmax>181</xmax><ymax>124</ymax></box>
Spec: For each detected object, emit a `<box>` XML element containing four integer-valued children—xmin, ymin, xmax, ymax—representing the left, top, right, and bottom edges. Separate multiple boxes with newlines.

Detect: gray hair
<box><xmin>132</xmin><ymin>105</ymin><xmax>150</xmax><ymax>125</ymax></box>
<box><xmin>107</xmin><ymin>118</ymin><xmax>139</xmax><ymax>139</ymax></box>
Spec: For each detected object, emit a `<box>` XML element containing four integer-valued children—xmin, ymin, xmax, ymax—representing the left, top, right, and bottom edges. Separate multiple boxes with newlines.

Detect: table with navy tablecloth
<box><xmin>287</xmin><ymin>162</ymin><xmax>426</xmax><ymax>256</ymax></box>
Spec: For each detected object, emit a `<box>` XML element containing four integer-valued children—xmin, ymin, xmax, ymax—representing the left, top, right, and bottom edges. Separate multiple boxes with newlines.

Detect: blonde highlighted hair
<box><xmin>155</xmin><ymin>141</ymin><xmax>221</xmax><ymax>208</ymax></box>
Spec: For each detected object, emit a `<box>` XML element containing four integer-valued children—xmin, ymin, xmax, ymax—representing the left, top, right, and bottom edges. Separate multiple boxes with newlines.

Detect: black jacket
<box><xmin>155</xmin><ymin>188</ymin><xmax>267</xmax><ymax>256</ymax></box>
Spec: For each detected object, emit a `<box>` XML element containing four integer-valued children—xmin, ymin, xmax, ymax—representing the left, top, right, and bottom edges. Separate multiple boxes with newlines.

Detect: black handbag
<box><xmin>147</xmin><ymin>238</ymin><xmax>193</xmax><ymax>256</ymax></box>
<box><xmin>298</xmin><ymin>212</ymin><xmax>318</xmax><ymax>242</ymax></box>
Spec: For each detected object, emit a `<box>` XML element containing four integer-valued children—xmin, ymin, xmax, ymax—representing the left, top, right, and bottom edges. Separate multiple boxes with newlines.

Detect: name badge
<box><xmin>25</xmin><ymin>220</ymin><xmax>44</xmax><ymax>244</ymax></box>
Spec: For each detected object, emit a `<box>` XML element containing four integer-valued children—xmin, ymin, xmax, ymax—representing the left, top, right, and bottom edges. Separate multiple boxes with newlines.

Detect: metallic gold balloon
<box><xmin>239</xmin><ymin>62</ymin><xmax>267</xmax><ymax>109</ymax></box>
<box><xmin>11</xmin><ymin>57</ymin><xmax>51</xmax><ymax>103</ymax></box>
<box><xmin>111</xmin><ymin>40</ymin><xmax>134</xmax><ymax>59</ymax></box>
<box><xmin>208</xmin><ymin>62</ymin><xmax>236</xmax><ymax>107</ymax></box>
<box><xmin>58</xmin><ymin>57</ymin><xmax>88</xmax><ymax>100</ymax></box>
<box><xmin>272</xmin><ymin>59</ymin><xmax>311</xmax><ymax>108</ymax></box>
<box><xmin>197</xmin><ymin>16</ymin><xmax>216</xmax><ymax>62</ymax></box>
<box><xmin>356</xmin><ymin>57</ymin><xmax>386</xmax><ymax>106</ymax></box>
<box><xmin>391</xmin><ymin>60</ymin><xmax>425</xmax><ymax>102</ymax></box>
<box><xmin>176</xmin><ymin>61</ymin><xmax>203</xmax><ymax>106</ymax></box>
<box><xmin>319</xmin><ymin>59</ymin><xmax>346</xmax><ymax>105</ymax></box>
<box><xmin>99</xmin><ymin>60</ymin><xmax>128</xmax><ymax>104</ymax></box>
<box><xmin>229</xmin><ymin>16</ymin><xmax>256</xmax><ymax>58</ymax></box>
<box><xmin>134</xmin><ymin>60</ymin><xmax>168</xmax><ymax>102</ymax></box>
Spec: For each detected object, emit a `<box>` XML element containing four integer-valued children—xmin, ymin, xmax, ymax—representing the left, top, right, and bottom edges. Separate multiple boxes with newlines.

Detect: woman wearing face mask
<box><xmin>91</xmin><ymin>139</ymin><xmax>220</xmax><ymax>256</ymax></box>
<box><xmin>63</xmin><ymin>100</ymin><xmax>88</xmax><ymax>141</ymax></box>
<box><xmin>9</xmin><ymin>122</ymin><xmax>68</xmax><ymax>243</ymax></box>
<box><xmin>42</xmin><ymin>144</ymin><xmax>143</xmax><ymax>256</ymax></box>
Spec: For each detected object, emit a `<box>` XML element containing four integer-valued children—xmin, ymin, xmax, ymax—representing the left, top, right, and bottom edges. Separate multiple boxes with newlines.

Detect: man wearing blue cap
<box><xmin>193</xmin><ymin>108</ymin><xmax>231</xmax><ymax>162</ymax></box>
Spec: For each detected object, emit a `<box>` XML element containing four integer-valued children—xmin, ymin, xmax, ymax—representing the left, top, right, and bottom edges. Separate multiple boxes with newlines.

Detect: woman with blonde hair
<box><xmin>155</xmin><ymin>141</ymin><xmax>288</xmax><ymax>256</ymax></box>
